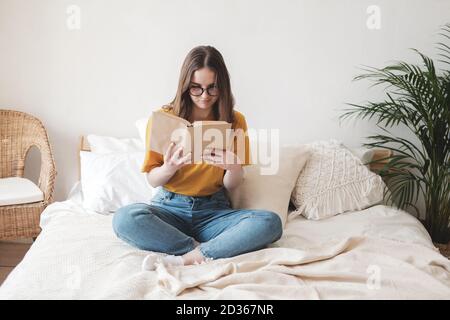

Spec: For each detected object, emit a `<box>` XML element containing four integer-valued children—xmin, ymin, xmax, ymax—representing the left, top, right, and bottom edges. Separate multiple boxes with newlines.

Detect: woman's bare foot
<box><xmin>142</xmin><ymin>240</ymin><xmax>207</xmax><ymax>270</ymax></box>
<box><xmin>182</xmin><ymin>246</ymin><xmax>205</xmax><ymax>265</ymax></box>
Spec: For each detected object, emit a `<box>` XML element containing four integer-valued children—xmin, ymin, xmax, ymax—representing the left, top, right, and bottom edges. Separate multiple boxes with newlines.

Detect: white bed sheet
<box><xmin>1</xmin><ymin>183</ymin><xmax>449</xmax><ymax>299</ymax></box>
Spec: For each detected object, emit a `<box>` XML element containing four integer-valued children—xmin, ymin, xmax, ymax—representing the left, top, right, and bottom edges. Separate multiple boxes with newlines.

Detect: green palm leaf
<box><xmin>340</xmin><ymin>24</ymin><xmax>450</xmax><ymax>243</ymax></box>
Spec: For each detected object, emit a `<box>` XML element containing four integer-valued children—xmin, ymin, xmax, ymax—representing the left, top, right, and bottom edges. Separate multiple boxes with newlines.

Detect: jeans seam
<box><xmin>198</xmin><ymin>216</ymin><xmax>252</xmax><ymax>260</ymax></box>
<box><xmin>198</xmin><ymin>244</ymin><xmax>214</xmax><ymax>260</ymax></box>
<box><xmin>215</xmin><ymin>214</ymin><xmax>259</xmax><ymax>223</ymax></box>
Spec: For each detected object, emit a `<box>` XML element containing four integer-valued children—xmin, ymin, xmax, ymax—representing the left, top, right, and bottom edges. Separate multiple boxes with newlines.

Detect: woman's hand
<box><xmin>161</xmin><ymin>142</ymin><xmax>192</xmax><ymax>175</ymax></box>
<box><xmin>202</xmin><ymin>148</ymin><xmax>242</xmax><ymax>172</ymax></box>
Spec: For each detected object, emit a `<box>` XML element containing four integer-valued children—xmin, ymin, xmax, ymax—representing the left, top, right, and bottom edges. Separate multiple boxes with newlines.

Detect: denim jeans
<box><xmin>112</xmin><ymin>186</ymin><xmax>283</xmax><ymax>260</ymax></box>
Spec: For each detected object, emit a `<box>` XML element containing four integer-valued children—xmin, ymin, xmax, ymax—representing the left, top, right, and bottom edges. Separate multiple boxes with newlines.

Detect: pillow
<box><xmin>286</xmin><ymin>145</ymin><xmax>375</xmax><ymax>209</ymax></box>
<box><xmin>80</xmin><ymin>151</ymin><xmax>154</xmax><ymax>213</ymax></box>
<box><xmin>228</xmin><ymin>145</ymin><xmax>311</xmax><ymax>229</ymax></box>
<box><xmin>87</xmin><ymin>134</ymin><xmax>144</xmax><ymax>154</ymax></box>
<box><xmin>347</xmin><ymin>146</ymin><xmax>375</xmax><ymax>166</ymax></box>
<box><xmin>289</xmin><ymin>140</ymin><xmax>385</xmax><ymax>221</ymax></box>
<box><xmin>135</xmin><ymin>118</ymin><xmax>148</xmax><ymax>144</ymax></box>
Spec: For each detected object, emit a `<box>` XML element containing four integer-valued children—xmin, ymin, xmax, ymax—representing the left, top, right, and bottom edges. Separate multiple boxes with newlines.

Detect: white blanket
<box><xmin>1</xmin><ymin>196</ymin><xmax>449</xmax><ymax>299</ymax></box>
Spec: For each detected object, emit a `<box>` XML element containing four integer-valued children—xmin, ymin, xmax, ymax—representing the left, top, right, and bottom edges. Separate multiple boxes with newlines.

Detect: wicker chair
<box><xmin>0</xmin><ymin>110</ymin><xmax>57</xmax><ymax>240</ymax></box>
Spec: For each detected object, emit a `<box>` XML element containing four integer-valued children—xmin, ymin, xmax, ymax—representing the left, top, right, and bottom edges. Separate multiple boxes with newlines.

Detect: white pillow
<box><xmin>87</xmin><ymin>134</ymin><xmax>144</xmax><ymax>154</ymax></box>
<box><xmin>80</xmin><ymin>151</ymin><xmax>154</xmax><ymax>213</ymax></box>
<box><xmin>135</xmin><ymin>118</ymin><xmax>148</xmax><ymax>145</ymax></box>
<box><xmin>289</xmin><ymin>140</ymin><xmax>385</xmax><ymax>221</ymax></box>
<box><xmin>228</xmin><ymin>145</ymin><xmax>311</xmax><ymax>229</ymax></box>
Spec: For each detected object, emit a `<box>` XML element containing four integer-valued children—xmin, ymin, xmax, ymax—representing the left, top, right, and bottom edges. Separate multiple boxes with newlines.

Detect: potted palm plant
<box><xmin>340</xmin><ymin>24</ymin><xmax>450</xmax><ymax>251</ymax></box>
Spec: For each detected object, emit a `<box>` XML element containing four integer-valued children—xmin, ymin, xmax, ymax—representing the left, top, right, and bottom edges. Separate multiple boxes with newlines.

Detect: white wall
<box><xmin>0</xmin><ymin>0</ymin><xmax>449</xmax><ymax>201</ymax></box>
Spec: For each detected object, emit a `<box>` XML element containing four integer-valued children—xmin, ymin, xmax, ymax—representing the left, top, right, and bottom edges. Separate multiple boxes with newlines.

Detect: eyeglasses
<box><xmin>189</xmin><ymin>85</ymin><xmax>219</xmax><ymax>97</ymax></box>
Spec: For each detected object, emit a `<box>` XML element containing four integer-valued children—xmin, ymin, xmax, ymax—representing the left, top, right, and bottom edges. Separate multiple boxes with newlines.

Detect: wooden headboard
<box><xmin>78</xmin><ymin>136</ymin><xmax>90</xmax><ymax>180</ymax></box>
<box><xmin>78</xmin><ymin>135</ymin><xmax>393</xmax><ymax>179</ymax></box>
<box><xmin>79</xmin><ymin>135</ymin><xmax>91</xmax><ymax>152</ymax></box>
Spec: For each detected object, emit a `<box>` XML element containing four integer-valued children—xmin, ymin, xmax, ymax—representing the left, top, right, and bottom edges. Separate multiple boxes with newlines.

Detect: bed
<box><xmin>0</xmin><ymin>138</ymin><xmax>449</xmax><ymax>299</ymax></box>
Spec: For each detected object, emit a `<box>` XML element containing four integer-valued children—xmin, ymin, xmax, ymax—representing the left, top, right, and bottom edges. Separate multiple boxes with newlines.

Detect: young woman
<box><xmin>112</xmin><ymin>45</ymin><xmax>282</xmax><ymax>270</ymax></box>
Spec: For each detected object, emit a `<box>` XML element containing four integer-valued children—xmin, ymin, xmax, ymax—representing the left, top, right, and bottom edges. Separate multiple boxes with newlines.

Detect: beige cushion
<box><xmin>289</xmin><ymin>140</ymin><xmax>385</xmax><ymax>221</ymax></box>
<box><xmin>0</xmin><ymin>177</ymin><xmax>44</xmax><ymax>206</ymax></box>
<box><xmin>228</xmin><ymin>145</ymin><xmax>311</xmax><ymax>229</ymax></box>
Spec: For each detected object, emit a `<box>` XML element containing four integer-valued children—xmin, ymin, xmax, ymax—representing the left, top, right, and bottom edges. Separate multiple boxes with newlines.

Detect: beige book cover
<box><xmin>149</xmin><ymin>111</ymin><xmax>233</xmax><ymax>163</ymax></box>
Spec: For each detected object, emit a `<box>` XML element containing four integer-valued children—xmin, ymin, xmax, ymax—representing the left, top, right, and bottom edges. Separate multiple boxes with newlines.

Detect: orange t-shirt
<box><xmin>141</xmin><ymin>107</ymin><xmax>252</xmax><ymax>196</ymax></box>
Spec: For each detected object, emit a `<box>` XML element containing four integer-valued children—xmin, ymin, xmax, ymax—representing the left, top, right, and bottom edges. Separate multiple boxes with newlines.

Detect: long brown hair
<box><xmin>163</xmin><ymin>46</ymin><xmax>236</xmax><ymax>126</ymax></box>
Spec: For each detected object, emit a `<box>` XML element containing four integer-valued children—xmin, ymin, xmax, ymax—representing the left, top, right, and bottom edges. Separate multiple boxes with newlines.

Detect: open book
<box><xmin>149</xmin><ymin>111</ymin><xmax>233</xmax><ymax>163</ymax></box>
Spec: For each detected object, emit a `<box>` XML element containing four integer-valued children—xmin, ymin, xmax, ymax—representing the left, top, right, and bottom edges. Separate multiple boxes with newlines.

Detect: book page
<box><xmin>149</xmin><ymin>111</ymin><xmax>234</xmax><ymax>162</ymax></box>
<box><xmin>190</xmin><ymin>124</ymin><xmax>233</xmax><ymax>163</ymax></box>
<box><xmin>149</xmin><ymin>111</ymin><xmax>190</xmax><ymax>155</ymax></box>
<box><xmin>156</xmin><ymin>110</ymin><xmax>191</xmax><ymax>126</ymax></box>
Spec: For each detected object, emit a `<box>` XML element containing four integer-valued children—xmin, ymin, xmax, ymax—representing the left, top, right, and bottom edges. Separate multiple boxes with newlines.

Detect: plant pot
<box><xmin>433</xmin><ymin>241</ymin><xmax>450</xmax><ymax>259</ymax></box>
<box><xmin>418</xmin><ymin>219</ymin><xmax>450</xmax><ymax>259</ymax></box>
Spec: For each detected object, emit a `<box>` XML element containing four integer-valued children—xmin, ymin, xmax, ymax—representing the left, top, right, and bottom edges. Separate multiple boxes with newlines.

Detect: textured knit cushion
<box><xmin>0</xmin><ymin>177</ymin><xmax>44</xmax><ymax>206</ymax></box>
<box><xmin>289</xmin><ymin>140</ymin><xmax>385</xmax><ymax>221</ymax></box>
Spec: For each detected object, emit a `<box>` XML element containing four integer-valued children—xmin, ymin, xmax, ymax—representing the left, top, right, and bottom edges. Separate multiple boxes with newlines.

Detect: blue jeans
<box><xmin>112</xmin><ymin>186</ymin><xmax>283</xmax><ymax>260</ymax></box>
